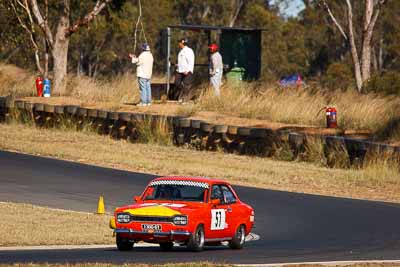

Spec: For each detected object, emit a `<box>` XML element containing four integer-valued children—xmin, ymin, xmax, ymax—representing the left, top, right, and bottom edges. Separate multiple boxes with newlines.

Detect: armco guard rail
<box><xmin>0</xmin><ymin>96</ymin><xmax>398</xmax><ymax>166</ymax></box>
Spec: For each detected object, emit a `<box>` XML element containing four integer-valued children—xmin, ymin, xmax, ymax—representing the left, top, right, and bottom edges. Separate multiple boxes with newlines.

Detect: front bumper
<box><xmin>114</xmin><ymin>228</ymin><xmax>191</xmax><ymax>238</ymax></box>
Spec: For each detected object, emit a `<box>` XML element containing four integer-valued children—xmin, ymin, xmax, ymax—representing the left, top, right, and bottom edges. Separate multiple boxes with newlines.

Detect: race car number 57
<box><xmin>211</xmin><ymin>209</ymin><xmax>226</xmax><ymax>230</ymax></box>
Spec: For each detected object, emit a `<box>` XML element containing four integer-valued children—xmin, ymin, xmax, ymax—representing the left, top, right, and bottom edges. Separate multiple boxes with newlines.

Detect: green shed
<box><xmin>163</xmin><ymin>25</ymin><xmax>264</xmax><ymax>95</ymax></box>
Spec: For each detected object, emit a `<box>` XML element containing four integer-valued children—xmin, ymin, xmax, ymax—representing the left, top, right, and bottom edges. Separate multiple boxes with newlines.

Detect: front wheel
<box><xmin>116</xmin><ymin>234</ymin><xmax>134</xmax><ymax>251</ymax></box>
<box><xmin>187</xmin><ymin>225</ymin><xmax>205</xmax><ymax>251</ymax></box>
<box><xmin>229</xmin><ymin>224</ymin><xmax>246</xmax><ymax>249</ymax></box>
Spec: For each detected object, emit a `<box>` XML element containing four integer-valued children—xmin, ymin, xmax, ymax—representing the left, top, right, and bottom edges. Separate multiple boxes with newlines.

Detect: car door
<box><xmin>220</xmin><ymin>184</ymin><xmax>240</xmax><ymax>236</ymax></box>
<box><xmin>206</xmin><ymin>184</ymin><xmax>226</xmax><ymax>240</ymax></box>
<box><xmin>206</xmin><ymin>184</ymin><xmax>238</xmax><ymax>240</ymax></box>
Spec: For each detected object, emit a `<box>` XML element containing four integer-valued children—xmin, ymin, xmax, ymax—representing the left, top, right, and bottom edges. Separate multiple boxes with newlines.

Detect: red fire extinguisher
<box><xmin>326</xmin><ymin>107</ymin><xmax>337</xmax><ymax>128</ymax></box>
<box><xmin>35</xmin><ymin>76</ymin><xmax>44</xmax><ymax>97</ymax></box>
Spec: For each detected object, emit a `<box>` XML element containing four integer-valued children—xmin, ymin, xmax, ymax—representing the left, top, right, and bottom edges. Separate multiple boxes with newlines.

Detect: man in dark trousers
<box><xmin>175</xmin><ymin>38</ymin><xmax>195</xmax><ymax>103</ymax></box>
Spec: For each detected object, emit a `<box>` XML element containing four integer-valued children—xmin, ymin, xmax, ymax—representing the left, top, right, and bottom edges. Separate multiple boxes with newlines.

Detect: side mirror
<box><xmin>210</xmin><ymin>199</ymin><xmax>221</xmax><ymax>205</ymax></box>
<box><xmin>133</xmin><ymin>196</ymin><xmax>141</xmax><ymax>202</ymax></box>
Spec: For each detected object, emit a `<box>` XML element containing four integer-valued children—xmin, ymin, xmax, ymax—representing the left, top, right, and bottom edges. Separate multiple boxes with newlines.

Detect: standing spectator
<box><xmin>209</xmin><ymin>43</ymin><xmax>223</xmax><ymax>96</ymax></box>
<box><xmin>129</xmin><ymin>43</ymin><xmax>154</xmax><ymax>106</ymax></box>
<box><xmin>175</xmin><ymin>38</ymin><xmax>195</xmax><ymax>103</ymax></box>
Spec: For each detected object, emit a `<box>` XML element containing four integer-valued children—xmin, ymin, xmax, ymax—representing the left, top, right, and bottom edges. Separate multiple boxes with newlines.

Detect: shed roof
<box><xmin>168</xmin><ymin>24</ymin><xmax>265</xmax><ymax>32</ymax></box>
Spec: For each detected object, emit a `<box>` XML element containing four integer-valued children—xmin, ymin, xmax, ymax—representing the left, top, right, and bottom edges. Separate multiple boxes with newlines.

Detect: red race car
<box><xmin>110</xmin><ymin>176</ymin><xmax>255</xmax><ymax>251</ymax></box>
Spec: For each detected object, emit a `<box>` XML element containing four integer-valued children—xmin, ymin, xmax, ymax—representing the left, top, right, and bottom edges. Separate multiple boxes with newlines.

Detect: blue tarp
<box><xmin>279</xmin><ymin>74</ymin><xmax>303</xmax><ymax>87</ymax></box>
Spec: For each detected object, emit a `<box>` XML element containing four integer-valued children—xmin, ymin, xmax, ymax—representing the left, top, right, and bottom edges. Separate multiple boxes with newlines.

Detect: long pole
<box><xmin>166</xmin><ymin>27</ymin><xmax>171</xmax><ymax>96</ymax></box>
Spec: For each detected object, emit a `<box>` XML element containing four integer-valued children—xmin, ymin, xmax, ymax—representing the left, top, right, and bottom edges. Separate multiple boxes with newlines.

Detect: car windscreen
<box><xmin>143</xmin><ymin>180</ymin><xmax>209</xmax><ymax>202</ymax></box>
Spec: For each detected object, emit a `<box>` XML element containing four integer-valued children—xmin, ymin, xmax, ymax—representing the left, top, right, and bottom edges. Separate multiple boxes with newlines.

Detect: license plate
<box><xmin>141</xmin><ymin>224</ymin><xmax>162</xmax><ymax>232</ymax></box>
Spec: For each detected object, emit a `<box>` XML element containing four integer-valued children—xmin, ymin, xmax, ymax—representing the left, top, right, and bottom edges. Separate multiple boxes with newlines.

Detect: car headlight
<box><xmin>117</xmin><ymin>213</ymin><xmax>130</xmax><ymax>223</ymax></box>
<box><xmin>173</xmin><ymin>215</ymin><xmax>188</xmax><ymax>225</ymax></box>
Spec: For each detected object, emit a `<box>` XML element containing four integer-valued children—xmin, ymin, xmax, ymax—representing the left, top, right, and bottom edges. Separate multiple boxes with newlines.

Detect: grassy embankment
<box><xmin>1</xmin><ymin>63</ymin><xmax>400</xmax><ymax>202</ymax></box>
<box><xmin>0</xmin><ymin>122</ymin><xmax>399</xmax><ymax>204</ymax></box>
<box><xmin>2</xmin><ymin>62</ymin><xmax>400</xmax><ymax>141</ymax></box>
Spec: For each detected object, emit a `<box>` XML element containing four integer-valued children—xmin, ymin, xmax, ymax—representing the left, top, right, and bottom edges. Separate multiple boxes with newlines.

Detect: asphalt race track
<box><xmin>1</xmin><ymin>150</ymin><xmax>400</xmax><ymax>264</ymax></box>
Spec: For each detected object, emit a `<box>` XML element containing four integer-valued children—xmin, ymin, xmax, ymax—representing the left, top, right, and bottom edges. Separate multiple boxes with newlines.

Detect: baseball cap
<box><xmin>141</xmin><ymin>43</ymin><xmax>150</xmax><ymax>51</ymax></box>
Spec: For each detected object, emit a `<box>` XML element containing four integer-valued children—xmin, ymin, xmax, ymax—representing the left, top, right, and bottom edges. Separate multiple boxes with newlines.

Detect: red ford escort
<box><xmin>110</xmin><ymin>176</ymin><xmax>255</xmax><ymax>251</ymax></box>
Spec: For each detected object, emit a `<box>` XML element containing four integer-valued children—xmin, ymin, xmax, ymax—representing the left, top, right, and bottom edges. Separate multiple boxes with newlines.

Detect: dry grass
<box><xmin>1</xmin><ymin>123</ymin><xmax>400</xmax><ymax>203</ymax></box>
<box><xmin>66</xmin><ymin>74</ymin><xmax>139</xmax><ymax>104</ymax></box>
<box><xmin>0</xmin><ymin>202</ymin><xmax>113</xmax><ymax>246</ymax></box>
<box><xmin>0</xmin><ymin>63</ymin><xmax>36</xmax><ymax>97</ymax></box>
<box><xmin>66</xmin><ymin>74</ymin><xmax>164</xmax><ymax>105</ymax></box>
<box><xmin>196</xmin><ymin>85</ymin><xmax>400</xmax><ymax>131</ymax></box>
<box><xmin>0</xmin><ymin>63</ymin><xmax>164</xmax><ymax>105</ymax></box>
<box><xmin>135</xmin><ymin>117</ymin><xmax>173</xmax><ymax>146</ymax></box>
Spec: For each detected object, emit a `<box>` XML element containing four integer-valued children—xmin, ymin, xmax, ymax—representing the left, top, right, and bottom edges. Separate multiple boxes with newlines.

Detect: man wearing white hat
<box><xmin>129</xmin><ymin>43</ymin><xmax>154</xmax><ymax>106</ymax></box>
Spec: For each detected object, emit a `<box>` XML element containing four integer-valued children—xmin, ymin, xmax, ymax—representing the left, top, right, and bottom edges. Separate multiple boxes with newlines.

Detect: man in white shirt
<box><xmin>209</xmin><ymin>43</ymin><xmax>223</xmax><ymax>96</ymax></box>
<box><xmin>175</xmin><ymin>38</ymin><xmax>195</xmax><ymax>102</ymax></box>
<box><xmin>129</xmin><ymin>43</ymin><xmax>154</xmax><ymax>106</ymax></box>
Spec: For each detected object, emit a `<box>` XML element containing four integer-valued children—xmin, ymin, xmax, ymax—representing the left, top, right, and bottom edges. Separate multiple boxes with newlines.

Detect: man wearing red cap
<box><xmin>209</xmin><ymin>43</ymin><xmax>223</xmax><ymax>96</ymax></box>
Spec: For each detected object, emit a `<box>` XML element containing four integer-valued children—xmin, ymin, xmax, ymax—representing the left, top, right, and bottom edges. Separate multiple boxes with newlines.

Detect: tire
<box><xmin>44</xmin><ymin>104</ymin><xmax>55</xmax><ymax>113</ymax></box>
<box><xmin>87</xmin><ymin>109</ymin><xmax>98</xmax><ymax>118</ymax></box>
<box><xmin>179</xmin><ymin>118</ymin><xmax>191</xmax><ymax>128</ymax></box>
<box><xmin>200</xmin><ymin>122</ymin><xmax>214</xmax><ymax>133</ymax></box>
<box><xmin>214</xmin><ymin>124</ymin><xmax>228</xmax><ymax>134</ymax></box>
<box><xmin>54</xmin><ymin>106</ymin><xmax>65</xmax><ymax>114</ymax></box>
<box><xmin>15</xmin><ymin>100</ymin><xmax>25</xmax><ymax>109</ymax></box>
<box><xmin>250</xmin><ymin>128</ymin><xmax>268</xmax><ymax>138</ymax></box>
<box><xmin>119</xmin><ymin>112</ymin><xmax>131</xmax><ymax>122</ymax></box>
<box><xmin>191</xmin><ymin>120</ymin><xmax>202</xmax><ymax>129</ymax></box>
<box><xmin>229</xmin><ymin>224</ymin><xmax>246</xmax><ymax>249</ymax></box>
<box><xmin>34</xmin><ymin>103</ymin><xmax>45</xmax><ymax>112</ymax></box>
<box><xmin>187</xmin><ymin>225</ymin><xmax>205</xmax><ymax>251</ymax></box>
<box><xmin>77</xmin><ymin>108</ymin><xmax>88</xmax><ymax>117</ymax></box>
<box><xmin>98</xmin><ymin>110</ymin><xmax>108</xmax><ymax>119</ymax></box>
<box><xmin>66</xmin><ymin>105</ymin><xmax>78</xmax><ymax>115</ymax></box>
<box><xmin>228</xmin><ymin>125</ymin><xmax>238</xmax><ymax>135</ymax></box>
<box><xmin>237</xmin><ymin>127</ymin><xmax>251</xmax><ymax>136</ymax></box>
<box><xmin>108</xmin><ymin>112</ymin><xmax>119</xmax><ymax>121</ymax></box>
<box><xmin>159</xmin><ymin>242</ymin><xmax>174</xmax><ymax>251</ymax></box>
<box><xmin>116</xmin><ymin>234</ymin><xmax>134</xmax><ymax>251</ymax></box>
<box><xmin>25</xmin><ymin>103</ymin><xmax>34</xmax><ymax>112</ymax></box>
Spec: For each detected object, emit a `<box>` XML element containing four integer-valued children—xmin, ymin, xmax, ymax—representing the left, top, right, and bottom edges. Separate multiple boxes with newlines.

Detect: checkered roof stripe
<box><xmin>150</xmin><ymin>180</ymin><xmax>210</xmax><ymax>189</ymax></box>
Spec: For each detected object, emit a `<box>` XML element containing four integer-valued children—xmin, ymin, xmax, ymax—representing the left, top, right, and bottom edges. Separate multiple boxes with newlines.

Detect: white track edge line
<box><xmin>236</xmin><ymin>259</ymin><xmax>400</xmax><ymax>267</ymax></box>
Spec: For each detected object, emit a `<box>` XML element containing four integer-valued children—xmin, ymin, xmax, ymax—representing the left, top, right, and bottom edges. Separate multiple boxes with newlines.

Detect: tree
<box><xmin>0</xmin><ymin>3</ymin><xmax>33</xmax><ymax>67</ymax></box>
<box><xmin>320</xmin><ymin>0</ymin><xmax>387</xmax><ymax>92</ymax></box>
<box><xmin>6</xmin><ymin>0</ymin><xmax>48</xmax><ymax>76</ymax></box>
<box><xmin>373</xmin><ymin>0</ymin><xmax>400</xmax><ymax>72</ymax></box>
<box><xmin>7</xmin><ymin>0</ymin><xmax>112</xmax><ymax>94</ymax></box>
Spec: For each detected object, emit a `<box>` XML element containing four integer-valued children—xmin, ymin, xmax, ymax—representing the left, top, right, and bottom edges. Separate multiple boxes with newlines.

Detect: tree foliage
<box><xmin>1</xmin><ymin>0</ymin><xmax>399</xmax><ymax>94</ymax></box>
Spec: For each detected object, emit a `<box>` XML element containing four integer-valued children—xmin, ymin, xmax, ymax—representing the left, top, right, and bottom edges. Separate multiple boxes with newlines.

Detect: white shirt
<box><xmin>210</xmin><ymin>52</ymin><xmax>223</xmax><ymax>76</ymax></box>
<box><xmin>177</xmin><ymin>46</ymin><xmax>195</xmax><ymax>73</ymax></box>
<box><xmin>131</xmin><ymin>51</ymin><xmax>154</xmax><ymax>79</ymax></box>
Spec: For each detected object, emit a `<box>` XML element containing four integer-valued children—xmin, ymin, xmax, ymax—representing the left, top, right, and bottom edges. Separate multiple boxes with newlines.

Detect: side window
<box><xmin>211</xmin><ymin>185</ymin><xmax>224</xmax><ymax>202</ymax></box>
<box><xmin>221</xmin><ymin>185</ymin><xmax>237</xmax><ymax>204</ymax></box>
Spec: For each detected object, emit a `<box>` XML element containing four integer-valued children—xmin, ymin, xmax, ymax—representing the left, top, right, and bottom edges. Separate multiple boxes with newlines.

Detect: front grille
<box><xmin>130</xmin><ymin>215</ymin><xmax>173</xmax><ymax>223</ymax></box>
